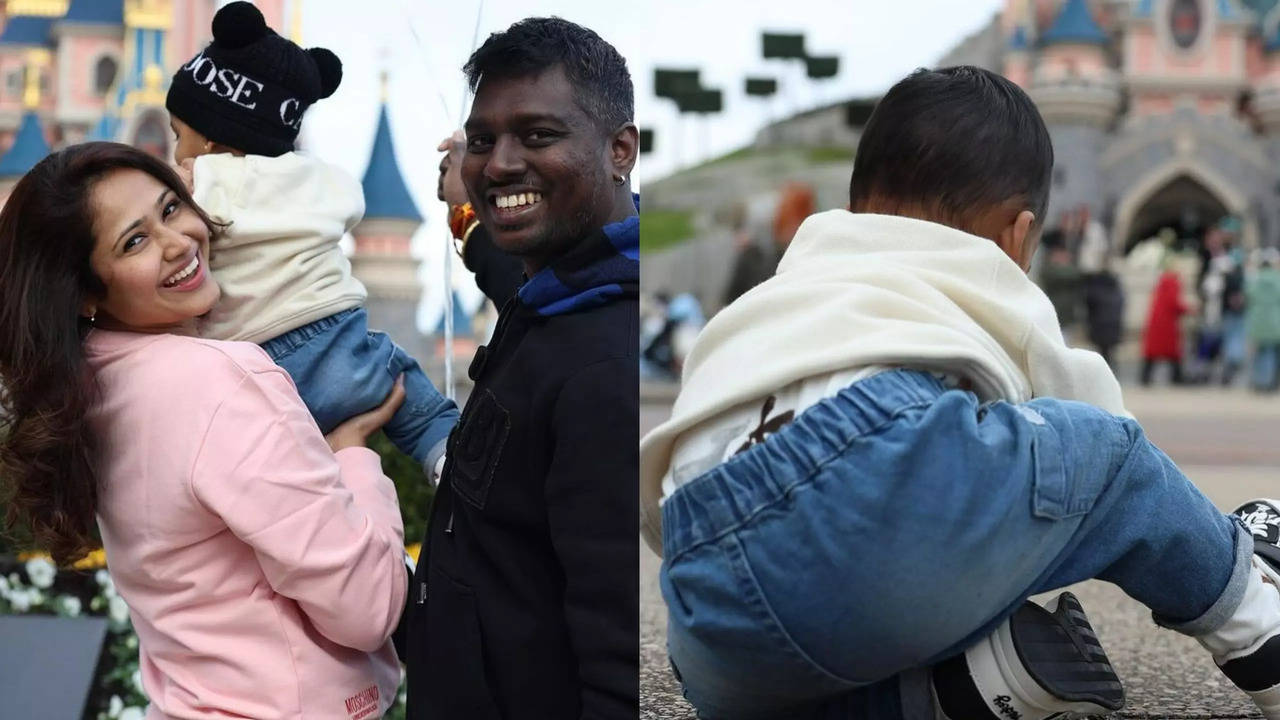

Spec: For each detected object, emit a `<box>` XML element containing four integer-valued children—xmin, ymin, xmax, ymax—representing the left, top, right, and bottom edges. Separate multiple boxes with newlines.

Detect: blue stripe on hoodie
<box><xmin>518</xmin><ymin>199</ymin><xmax>640</xmax><ymax>318</ymax></box>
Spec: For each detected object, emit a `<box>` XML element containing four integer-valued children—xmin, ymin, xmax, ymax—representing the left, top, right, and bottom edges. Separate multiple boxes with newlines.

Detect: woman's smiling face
<box><xmin>86</xmin><ymin>168</ymin><xmax>220</xmax><ymax>334</ymax></box>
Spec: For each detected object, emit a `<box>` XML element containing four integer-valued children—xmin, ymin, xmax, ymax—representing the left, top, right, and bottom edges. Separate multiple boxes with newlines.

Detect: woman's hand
<box><xmin>324</xmin><ymin>375</ymin><xmax>406</xmax><ymax>453</ymax></box>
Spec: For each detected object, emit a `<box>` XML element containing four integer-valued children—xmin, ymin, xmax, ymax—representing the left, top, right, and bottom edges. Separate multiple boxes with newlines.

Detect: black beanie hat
<box><xmin>165</xmin><ymin>1</ymin><xmax>342</xmax><ymax>157</ymax></box>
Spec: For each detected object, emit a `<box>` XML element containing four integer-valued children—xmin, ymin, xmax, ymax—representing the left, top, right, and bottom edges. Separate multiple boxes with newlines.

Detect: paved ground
<box><xmin>639</xmin><ymin>382</ymin><xmax>1280</xmax><ymax>719</ymax></box>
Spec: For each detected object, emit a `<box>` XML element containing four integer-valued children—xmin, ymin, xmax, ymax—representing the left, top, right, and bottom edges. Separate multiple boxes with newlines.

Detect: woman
<box><xmin>0</xmin><ymin>143</ymin><xmax>406</xmax><ymax>719</ymax></box>
<box><xmin>1141</xmin><ymin>259</ymin><xmax>1189</xmax><ymax>386</ymax></box>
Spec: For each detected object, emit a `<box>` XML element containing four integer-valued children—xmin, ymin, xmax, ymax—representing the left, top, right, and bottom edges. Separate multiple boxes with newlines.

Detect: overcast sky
<box><xmin>292</xmin><ymin>0</ymin><xmax>1005</xmax><ymax>328</ymax></box>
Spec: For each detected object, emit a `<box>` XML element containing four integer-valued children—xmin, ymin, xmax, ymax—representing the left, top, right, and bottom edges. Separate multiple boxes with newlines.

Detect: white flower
<box><xmin>94</xmin><ymin>569</ymin><xmax>116</xmax><ymax>595</ymax></box>
<box><xmin>24</xmin><ymin>557</ymin><xmax>56</xmax><ymax>589</ymax></box>
<box><xmin>26</xmin><ymin>589</ymin><xmax>44</xmax><ymax>607</ymax></box>
<box><xmin>119</xmin><ymin>708</ymin><xmax>144</xmax><ymax>720</ymax></box>
<box><xmin>9</xmin><ymin>588</ymin><xmax>31</xmax><ymax>612</ymax></box>
<box><xmin>108</xmin><ymin>595</ymin><xmax>130</xmax><ymax>624</ymax></box>
<box><xmin>131</xmin><ymin>668</ymin><xmax>144</xmax><ymax>695</ymax></box>
<box><xmin>108</xmin><ymin>695</ymin><xmax>123</xmax><ymax>718</ymax></box>
<box><xmin>8</xmin><ymin>572</ymin><xmax>19</xmax><ymax>586</ymax></box>
<box><xmin>57</xmin><ymin>595</ymin><xmax>82</xmax><ymax>617</ymax></box>
<box><xmin>0</xmin><ymin>574</ymin><xmax>9</xmax><ymax>597</ymax></box>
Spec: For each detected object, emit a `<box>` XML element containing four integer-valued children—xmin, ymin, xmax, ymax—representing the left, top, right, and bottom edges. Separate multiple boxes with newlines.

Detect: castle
<box><xmin>759</xmin><ymin>0</ymin><xmax>1280</xmax><ymax>253</ymax></box>
<box><xmin>0</xmin><ymin>0</ymin><xmax>439</xmax><ymax>365</ymax></box>
<box><xmin>999</xmin><ymin>0</ymin><xmax>1280</xmax><ymax>253</ymax></box>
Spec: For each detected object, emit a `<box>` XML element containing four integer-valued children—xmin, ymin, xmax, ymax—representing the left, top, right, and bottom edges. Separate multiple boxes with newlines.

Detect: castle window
<box><xmin>5</xmin><ymin>70</ymin><xmax>21</xmax><ymax>98</ymax></box>
<box><xmin>93</xmin><ymin>56</ymin><xmax>118</xmax><ymax>96</ymax></box>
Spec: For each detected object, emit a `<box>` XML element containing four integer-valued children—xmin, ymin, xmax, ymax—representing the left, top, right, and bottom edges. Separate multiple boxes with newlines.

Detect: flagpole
<box><xmin>399</xmin><ymin>0</ymin><xmax>484</xmax><ymax>402</ymax></box>
<box><xmin>442</xmin><ymin>0</ymin><xmax>486</xmax><ymax>402</ymax></box>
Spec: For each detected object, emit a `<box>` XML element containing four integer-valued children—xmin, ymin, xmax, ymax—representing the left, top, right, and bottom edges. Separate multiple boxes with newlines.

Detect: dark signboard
<box><xmin>844</xmin><ymin>99</ymin><xmax>877</xmax><ymax>128</ymax></box>
<box><xmin>654</xmin><ymin>69</ymin><xmax>701</xmax><ymax>99</ymax></box>
<box><xmin>0</xmin><ymin>615</ymin><xmax>109</xmax><ymax>718</ymax></box>
<box><xmin>674</xmin><ymin>89</ymin><xmax>723</xmax><ymax>114</ymax></box>
<box><xmin>762</xmin><ymin>32</ymin><xmax>806</xmax><ymax>59</ymax></box>
<box><xmin>745</xmin><ymin>77</ymin><xmax>778</xmax><ymax>96</ymax></box>
<box><xmin>639</xmin><ymin>128</ymin><xmax>654</xmax><ymax>154</ymax></box>
<box><xmin>805</xmin><ymin>55</ymin><xmax>839</xmax><ymax>79</ymax></box>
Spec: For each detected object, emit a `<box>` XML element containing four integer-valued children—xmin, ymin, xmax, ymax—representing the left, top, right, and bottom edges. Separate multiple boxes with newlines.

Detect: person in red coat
<box><xmin>1142</xmin><ymin>268</ymin><xmax>1189</xmax><ymax>385</ymax></box>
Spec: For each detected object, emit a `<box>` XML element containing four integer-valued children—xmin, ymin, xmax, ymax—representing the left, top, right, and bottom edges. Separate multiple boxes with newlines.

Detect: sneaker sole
<box><xmin>1006</xmin><ymin>592</ymin><xmax>1125</xmax><ymax>713</ymax></box>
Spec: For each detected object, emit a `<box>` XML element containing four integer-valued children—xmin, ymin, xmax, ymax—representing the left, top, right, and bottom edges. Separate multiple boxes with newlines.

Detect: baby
<box><xmin>642</xmin><ymin>66</ymin><xmax>1280</xmax><ymax>720</ymax></box>
<box><xmin>166</xmin><ymin>1</ymin><xmax>457</xmax><ymax>475</ymax></box>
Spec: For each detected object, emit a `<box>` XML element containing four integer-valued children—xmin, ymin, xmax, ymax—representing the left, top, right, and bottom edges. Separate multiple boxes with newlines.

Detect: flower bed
<box><xmin>0</xmin><ymin>556</ymin><xmax>146</xmax><ymax>719</ymax></box>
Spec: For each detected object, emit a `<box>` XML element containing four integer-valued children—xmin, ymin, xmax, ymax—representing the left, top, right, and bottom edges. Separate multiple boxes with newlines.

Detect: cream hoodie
<box><xmin>640</xmin><ymin>211</ymin><xmax>1128</xmax><ymax>553</ymax></box>
<box><xmin>193</xmin><ymin>152</ymin><xmax>367</xmax><ymax>344</ymax></box>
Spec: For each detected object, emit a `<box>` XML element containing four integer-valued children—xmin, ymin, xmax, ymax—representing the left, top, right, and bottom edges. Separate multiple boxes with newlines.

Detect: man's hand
<box><xmin>437</xmin><ymin>131</ymin><xmax>468</xmax><ymax>207</ymax></box>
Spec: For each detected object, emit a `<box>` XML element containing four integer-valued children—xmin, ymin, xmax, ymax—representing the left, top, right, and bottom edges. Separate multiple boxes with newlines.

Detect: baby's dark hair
<box><xmin>849</xmin><ymin>66</ymin><xmax>1054</xmax><ymax>230</ymax></box>
<box><xmin>464</xmin><ymin>17</ymin><xmax>633</xmax><ymax>135</ymax></box>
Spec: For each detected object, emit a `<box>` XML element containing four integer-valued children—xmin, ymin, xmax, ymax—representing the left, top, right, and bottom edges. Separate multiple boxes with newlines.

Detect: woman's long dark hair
<box><xmin>0</xmin><ymin>142</ymin><xmax>219</xmax><ymax>565</ymax></box>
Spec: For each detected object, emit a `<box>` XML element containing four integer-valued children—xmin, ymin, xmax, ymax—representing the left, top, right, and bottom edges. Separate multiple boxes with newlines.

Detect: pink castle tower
<box><xmin>1026</xmin><ymin>0</ymin><xmax>1122</xmax><ymax>224</ymax></box>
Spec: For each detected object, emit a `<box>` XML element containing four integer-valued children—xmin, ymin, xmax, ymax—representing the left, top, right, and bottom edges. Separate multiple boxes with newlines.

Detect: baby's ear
<box><xmin>308</xmin><ymin>48</ymin><xmax>343</xmax><ymax>99</ymax></box>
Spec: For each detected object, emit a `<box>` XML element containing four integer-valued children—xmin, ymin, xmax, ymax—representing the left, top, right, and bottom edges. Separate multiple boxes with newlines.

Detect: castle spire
<box><xmin>0</xmin><ymin>110</ymin><xmax>50</xmax><ymax>178</ymax></box>
<box><xmin>1040</xmin><ymin>0</ymin><xmax>1107</xmax><ymax>46</ymax></box>
<box><xmin>361</xmin><ymin>82</ymin><xmax>422</xmax><ymax>223</ymax></box>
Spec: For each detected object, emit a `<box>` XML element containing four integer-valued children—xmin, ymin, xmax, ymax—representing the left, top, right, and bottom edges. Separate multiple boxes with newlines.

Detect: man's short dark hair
<box><xmin>464</xmin><ymin>17</ymin><xmax>634</xmax><ymax>134</ymax></box>
<box><xmin>849</xmin><ymin>66</ymin><xmax>1054</xmax><ymax>229</ymax></box>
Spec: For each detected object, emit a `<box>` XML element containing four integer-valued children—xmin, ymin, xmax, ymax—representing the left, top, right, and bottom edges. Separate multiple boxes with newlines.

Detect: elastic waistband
<box><xmin>661</xmin><ymin>369</ymin><xmax>950</xmax><ymax>561</ymax></box>
<box><xmin>258</xmin><ymin>307</ymin><xmax>362</xmax><ymax>360</ymax></box>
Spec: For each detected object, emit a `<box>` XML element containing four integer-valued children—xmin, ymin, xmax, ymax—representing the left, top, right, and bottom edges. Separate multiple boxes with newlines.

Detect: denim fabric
<box><xmin>660</xmin><ymin>369</ymin><xmax>1250</xmax><ymax>720</ymax></box>
<box><xmin>1253</xmin><ymin>344</ymin><xmax>1279</xmax><ymax>390</ymax></box>
<box><xmin>1223</xmin><ymin>313</ymin><xmax>1247</xmax><ymax>365</ymax></box>
<box><xmin>260</xmin><ymin>308</ymin><xmax>459</xmax><ymax>471</ymax></box>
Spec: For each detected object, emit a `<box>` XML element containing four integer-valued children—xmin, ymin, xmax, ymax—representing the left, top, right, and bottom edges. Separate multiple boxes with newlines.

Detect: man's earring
<box><xmin>613</xmin><ymin>174</ymin><xmax>627</xmax><ymax>186</ymax></box>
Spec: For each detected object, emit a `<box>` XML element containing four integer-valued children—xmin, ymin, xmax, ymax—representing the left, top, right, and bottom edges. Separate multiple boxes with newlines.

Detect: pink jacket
<box><xmin>85</xmin><ymin>330</ymin><xmax>406</xmax><ymax>720</ymax></box>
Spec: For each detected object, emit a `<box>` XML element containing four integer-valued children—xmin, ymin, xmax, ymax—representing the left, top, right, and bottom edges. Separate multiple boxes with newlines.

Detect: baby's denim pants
<box><xmin>261</xmin><ymin>307</ymin><xmax>459</xmax><ymax>472</ymax></box>
<box><xmin>660</xmin><ymin>369</ymin><xmax>1252</xmax><ymax>719</ymax></box>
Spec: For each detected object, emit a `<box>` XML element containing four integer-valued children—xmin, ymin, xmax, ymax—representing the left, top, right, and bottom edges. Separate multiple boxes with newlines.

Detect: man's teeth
<box><xmin>163</xmin><ymin>256</ymin><xmax>199</xmax><ymax>287</ymax></box>
<box><xmin>495</xmin><ymin>192</ymin><xmax>543</xmax><ymax>209</ymax></box>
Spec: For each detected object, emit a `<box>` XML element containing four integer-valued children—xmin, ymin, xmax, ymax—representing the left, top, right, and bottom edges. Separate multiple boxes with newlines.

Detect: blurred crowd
<box><xmin>643</xmin><ymin>188</ymin><xmax>1280</xmax><ymax>394</ymax></box>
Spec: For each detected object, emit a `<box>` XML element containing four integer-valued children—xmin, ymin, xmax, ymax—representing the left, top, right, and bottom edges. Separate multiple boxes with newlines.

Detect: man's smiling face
<box><xmin>462</xmin><ymin>64</ymin><xmax>614</xmax><ymax>273</ymax></box>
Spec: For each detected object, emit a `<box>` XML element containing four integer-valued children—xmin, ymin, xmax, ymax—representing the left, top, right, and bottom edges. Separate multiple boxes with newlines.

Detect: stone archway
<box><xmin>1111</xmin><ymin>158</ymin><xmax>1257</xmax><ymax>254</ymax></box>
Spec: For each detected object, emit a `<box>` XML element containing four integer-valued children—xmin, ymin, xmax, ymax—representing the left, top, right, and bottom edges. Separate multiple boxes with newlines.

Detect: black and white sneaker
<box><xmin>1235</xmin><ymin>499</ymin><xmax>1280</xmax><ymax>571</ymax></box>
<box><xmin>933</xmin><ymin>592</ymin><xmax>1124</xmax><ymax>720</ymax></box>
<box><xmin>1215</xmin><ymin>499</ymin><xmax>1280</xmax><ymax>719</ymax></box>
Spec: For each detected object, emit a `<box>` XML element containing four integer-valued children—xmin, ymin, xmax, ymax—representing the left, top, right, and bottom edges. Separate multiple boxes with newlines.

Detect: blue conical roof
<box><xmin>1010</xmin><ymin>25</ymin><xmax>1030</xmax><ymax>50</ymax></box>
<box><xmin>0</xmin><ymin>112</ymin><xmax>50</xmax><ymax>178</ymax></box>
<box><xmin>361</xmin><ymin>104</ymin><xmax>421</xmax><ymax>222</ymax></box>
<box><xmin>0</xmin><ymin>15</ymin><xmax>55</xmax><ymax>46</ymax></box>
<box><xmin>433</xmin><ymin>291</ymin><xmax>474</xmax><ymax>336</ymax></box>
<box><xmin>1041</xmin><ymin>0</ymin><xmax>1108</xmax><ymax>45</ymax></box>
<box><xmin>63</xmin><ymin>0</ymin><xmax>124</xmax><ymax>24</ymax></box>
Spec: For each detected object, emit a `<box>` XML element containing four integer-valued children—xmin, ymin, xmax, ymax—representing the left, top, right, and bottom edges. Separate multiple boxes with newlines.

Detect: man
<box><xmin>400</xmin><ymin>17</ymin><xmax>639</xmax><ymax>720</ymax></box>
